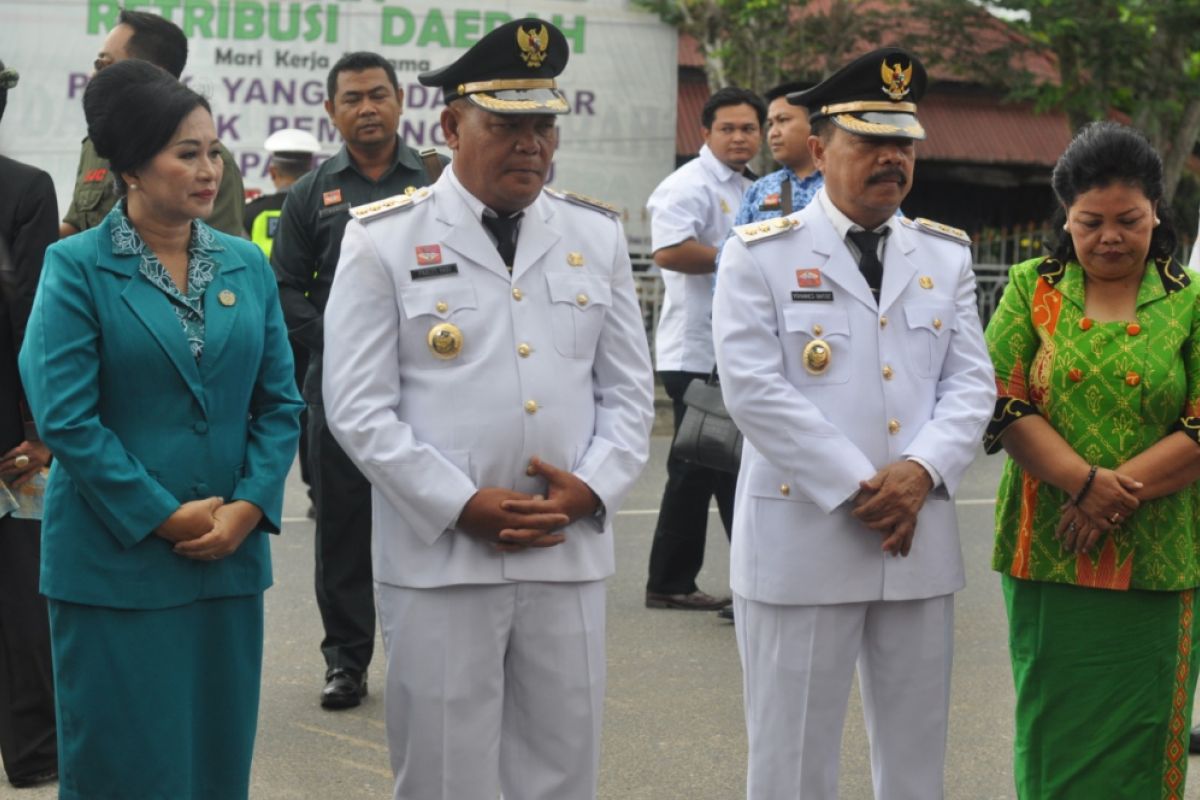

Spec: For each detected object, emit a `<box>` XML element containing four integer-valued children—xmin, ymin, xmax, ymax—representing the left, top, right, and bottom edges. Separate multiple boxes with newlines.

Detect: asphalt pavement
<box><xmin>9</xmin><ymin>439</ymin><xmax>1200</xmax><ymax>799</ymax></box>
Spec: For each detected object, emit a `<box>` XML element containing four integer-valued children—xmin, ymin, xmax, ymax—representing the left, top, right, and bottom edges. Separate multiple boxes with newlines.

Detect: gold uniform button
<box><xmin>517</xmin><ymin>343</ymin><xmax>532</xmax><ymax>357</ymax></box>
<box><xmin>576</xmin><ymin>293</ymin><xmax>589</xmax><ymax>306</ymax></box>
<box><xmin>812</xmin><ymin>324</ymin><xmax>823</xmax><ymax>336</ymax></box>
<box><xmin>512</xmin><ymin>288</ymin><xmax>523</xmax><ymax>301</ymax></box>
<box><xmin>780</xmin><ymin>484</ymin><xmax>790</xmax><ymax>496</ymax></box>
<box><xmin>524</xmin><ymin>400</ymin><xmax>539</xmax><ymax>414</ymax></box>
<box><xmin>435</xmin><ymin>300</ymin><xmax>449</xmax><ymax>313</ymax></box>
<box><xmin>888</xmin><ymin>418</ymin><xmax>901</xmax><ymax>434</ymax></box>
<box><xmin>882</xmin><ymin>365</ymin><xmax>894</xmax><ymax>380</ymax></box>
<box><xmin>880</xmin><ymin>316</ymin><xmax>888</xmax><ymax>328</ymax></box>
<box><xmin>933</xmin><ymin>318</ymin><xmax>943</xmax><ymax>330</ymax></box>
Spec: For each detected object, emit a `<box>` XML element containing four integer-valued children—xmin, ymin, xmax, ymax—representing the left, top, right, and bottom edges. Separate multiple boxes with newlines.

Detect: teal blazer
<box><xmin>19</xmin><ymin>210</ymin><xmax>302</xmax><ymax>609</ymax></box>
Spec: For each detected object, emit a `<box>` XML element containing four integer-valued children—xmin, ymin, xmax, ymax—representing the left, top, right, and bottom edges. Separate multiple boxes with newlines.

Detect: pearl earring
<box><xmin>1154</xmin><ymin>217</ymin><xmax>1161</xmax><ymax>225</ymax></box>
<box><xmin>1062</xmin><ymin>222</ymin><xmax>1069</xmax><ymax>231</ymax></box>
<box><xmin>129</xmin><ymin>183</ymin><xmax>138</xmax><ymax>190</ymax></box>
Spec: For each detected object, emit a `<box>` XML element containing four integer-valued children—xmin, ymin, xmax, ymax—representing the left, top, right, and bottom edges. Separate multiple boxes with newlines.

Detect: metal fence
<box><xmin>630</xmin><ymin>226</ymin><xmax>1196</xmax><ymax>362</ymax></box>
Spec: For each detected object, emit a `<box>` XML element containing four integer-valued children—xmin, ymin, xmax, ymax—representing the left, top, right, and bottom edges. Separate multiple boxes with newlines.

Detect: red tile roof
<box><xmin>918</xmin><ymin>92</ymin><xmax>1072</xmax><ymax>166</ymax></box>
<box><xmin>677</xmin><ymin>77</ymin><xmax>709</xmax><ymax>156</ymax></box>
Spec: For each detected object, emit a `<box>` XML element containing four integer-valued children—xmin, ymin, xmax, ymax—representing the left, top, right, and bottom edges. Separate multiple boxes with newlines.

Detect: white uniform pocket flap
<box><xmin>903</xmin><ymin>304</ymin><xmax>956</xmax><ymax>337</ymax></box>
<box><xmin>781</xmin><ymin>307</ymin><xmax>850</xmax><ymax>339</ymax></box>
<box><xmin>544</xmin><ymin>272</ymin><xmax>613</xmax><ymax>308</ymax></box>
<box><xmin>398</xmin><ymin>283</ymin><xmax>478</xmax><ymax>321</ymax></box>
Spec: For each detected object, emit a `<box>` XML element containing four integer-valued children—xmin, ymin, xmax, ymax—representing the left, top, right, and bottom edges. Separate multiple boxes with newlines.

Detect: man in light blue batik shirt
<box><xmin>735</xmin><ymin>80</ymin><xmax>822</xmax><ymax>226</ymax></box>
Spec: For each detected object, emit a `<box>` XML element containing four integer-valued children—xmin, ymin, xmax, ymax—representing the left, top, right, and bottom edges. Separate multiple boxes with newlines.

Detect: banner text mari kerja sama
<box><xmin>5</xmin><ymin>0</ymin><xmax>677</xmax><ymax>246</ymax></box>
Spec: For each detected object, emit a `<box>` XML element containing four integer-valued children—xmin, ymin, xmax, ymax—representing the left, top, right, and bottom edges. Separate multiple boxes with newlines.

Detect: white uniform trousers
<box><xmin>377</xmin><ymin>580</ymin><xmax>606</xmax><ymax>800</ymax></box>
<box><xmin>734</xmin><ymin>592</ymin><xmax>954</xmax><ymax>800</ymax></box>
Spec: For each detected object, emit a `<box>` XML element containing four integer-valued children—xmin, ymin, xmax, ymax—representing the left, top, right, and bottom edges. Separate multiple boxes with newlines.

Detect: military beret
<box><xmin>789</xmin><ymin>47</ymin><xmax>927</xmax><ymax>140</ymax></box>
<box><xmin>418</xmin><ymin>18</ymin><xmax>570</xmax><ymax>115</ymax></box>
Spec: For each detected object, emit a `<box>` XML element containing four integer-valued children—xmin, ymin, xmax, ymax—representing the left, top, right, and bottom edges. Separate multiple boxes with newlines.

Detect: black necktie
<box><xmin>847</xmin><ymin>229</ymin><xmax>886</xmax><ymax>300</ymax></box>
<box><xmin>481</xmin><ymin>212</ymin><xmax>522</xmax><ymax>268</ymax></box>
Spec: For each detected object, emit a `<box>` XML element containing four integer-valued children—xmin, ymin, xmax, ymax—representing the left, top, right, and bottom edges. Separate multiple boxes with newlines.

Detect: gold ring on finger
<box><xmin>1111</xmin><ymin>513</ymin><xmax>1121</xmax><ymax>524</ymax></box>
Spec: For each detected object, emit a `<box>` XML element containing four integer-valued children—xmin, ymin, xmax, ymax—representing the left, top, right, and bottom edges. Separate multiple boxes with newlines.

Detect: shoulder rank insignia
<box><xmin>544</xmin><ymin>187</ymin><xmax>620</xmax><ymax>218</ymax></box>
<box><xmin>350</xmin><ymin>187</ymin><xmax>433</xmax><ymax>222</ymax></box>
<box><xmin>905</xmin><ymin>217</ymin><xmax>971</xmax><ymax>245</ymax></box>
<box><xmin>733</xmin><ymin>215</ymin><xmax>802</xmax><ymax>245</ymax></box>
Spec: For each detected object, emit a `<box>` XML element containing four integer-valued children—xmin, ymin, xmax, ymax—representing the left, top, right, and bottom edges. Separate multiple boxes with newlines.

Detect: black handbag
<box><xmin>669</xmin><ymin>368</ymin><xmax>743</xmax><ymax>474</ymax></box>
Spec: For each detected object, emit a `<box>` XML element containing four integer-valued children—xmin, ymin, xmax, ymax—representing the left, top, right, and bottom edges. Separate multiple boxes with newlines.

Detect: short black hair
<box><xmin>327</xmin><ymin>52</ymin><xmax>399</xmax><ymax>103</ymax></box>
<box><xmin>84</xmin><ymin>59</ymin><xmax>210</xmax><ymax>195</ymax></box>
<box><xmin>0</xmin><ymin>59</ymin><xmax>10</xmax><ymax>125</ymax></box>
<box><xmin>118</xmin><ymin>8</ymin><xmax>188</xmax><ymax>78</ymax></box>
<box><xmin>765</xmin><ymin>80</ymin><xmax>814</xmax><ymax>104</ymax></box>
<box><xmin>1047</xmin><ymin>121</ymin><xmax>1177</xmax><ymax>263</ymax></box>
<box><xmin>701</xmin><ymin>87</ymin><xmax>766</xmax><ymax>130</ymax></box>
<box><xmin>809</xmin><ymin>116</ymin><xmax>833</xmax><ymax>140</ymax></box>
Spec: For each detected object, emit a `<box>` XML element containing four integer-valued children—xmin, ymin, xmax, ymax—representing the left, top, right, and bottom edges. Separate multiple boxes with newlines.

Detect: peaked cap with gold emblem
<box><xmin>418</xmin><ymin>18</ymin><xmax>570</xmax><ymax>115</ymax></box>
<box><xmin>788</xmin><ymin>47</ymin><xmax>927</xmax><ymax>140</ymax></box>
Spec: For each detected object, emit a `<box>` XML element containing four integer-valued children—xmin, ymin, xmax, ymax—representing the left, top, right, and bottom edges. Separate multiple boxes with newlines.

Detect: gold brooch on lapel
<box><xmin>919</xmin><ymin>276</ymin><xmax>934</xmax><ymax>290</ymax></box>
<box><xmin>427</xmin><ymin>323</ymin><xmax>464</xmax><ymax>359</ymax></box>
<box><xmin>567</xmin><ymin>252</ymin><xmax>584</xmax><ymax>267</ymax></box>
<box><xmin>218</xmin><ymin>290</ymin><xmax>236</xmax><ymax>307</ymax></box>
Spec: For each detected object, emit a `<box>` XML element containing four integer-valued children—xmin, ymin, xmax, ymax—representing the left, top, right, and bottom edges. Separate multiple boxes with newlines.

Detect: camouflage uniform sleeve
<box><xmin>206</xmin><ymin>146</ymin><xmax>246</xmax><ymax>237</ymax></box>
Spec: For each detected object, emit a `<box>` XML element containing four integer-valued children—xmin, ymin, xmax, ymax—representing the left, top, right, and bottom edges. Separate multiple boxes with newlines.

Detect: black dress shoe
<box><xmin>645</xmin><ymin>590</ymin><xmax>732</xmax><ymax>611</ymax></box>
<box><xmin>321</xmin><ymin>668</ymin><xmax>367</xmax><ymax>710</ymax></box>
<box><xmin>9</xmin><ymin>768</ymin><xmax>57</xmax><ymax>788</ymax></box>
<box><xmin>717</xmin><ymin>606</ymin><xmax>734</xmax><ymax>623</ymax></box>
<box><xmin>1190</xmin><ymin>724</ymin><xmax>1200</xmax><ymax>754</ymax></box>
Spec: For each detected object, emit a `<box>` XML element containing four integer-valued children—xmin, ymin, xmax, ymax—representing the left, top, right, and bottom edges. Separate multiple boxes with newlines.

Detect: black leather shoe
<box><xmin>1190</xmin><ymin>724</ymin><xmax>1200</xmax><ymax>754</ymax></box>
<box><xmin>645</xmin><ymin>590</ymin><xmax>732</xmax><ymax>611</ymax></box>
<box><xmin>716</xmin><ymin>606</ymin><xmax>734</xmax><ymax>623</ymax></box>
<box><xmin>321</xmin><ymin>668</ymin><xmax>367</xmax><ymax>710</ymax></box>
<box><xmin>9</xmin><ymin>768</ymin><xmax>57</xmax><ymax>788</ymax></box>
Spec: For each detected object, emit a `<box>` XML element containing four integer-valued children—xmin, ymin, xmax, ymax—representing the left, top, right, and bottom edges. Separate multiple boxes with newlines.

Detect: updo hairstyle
<box><xmin>83</xmin><ymin>59</ymin><xmax>211</xmax><ymax>196</ymax></box>
<box><xmin>1047</xmin><ymin>121</ymin><xmax>1177</xmax><ymax>263</ymax></box>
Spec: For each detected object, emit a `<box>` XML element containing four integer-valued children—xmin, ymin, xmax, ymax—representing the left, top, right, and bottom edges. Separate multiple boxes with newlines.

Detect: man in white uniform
<box><xmin>322</xmin><ymin>19</ymin><xmax>654</xmax><ymax>800</ymax></box>
<box><xmin>645</xmin><ymin>87</ymin><xmax>765</xmax><ymax>613</ymax></box>
<box><xmin>713</xmin><ymin>48</ymin><xmax>995</xmax><ymax>799</ymax></box>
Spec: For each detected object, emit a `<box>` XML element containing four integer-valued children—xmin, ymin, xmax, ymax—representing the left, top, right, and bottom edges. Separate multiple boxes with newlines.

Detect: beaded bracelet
<box><xmin>1073</xmin><ymin>465</ymin><xmax>1098</xmax><ymax>505</ymax></box>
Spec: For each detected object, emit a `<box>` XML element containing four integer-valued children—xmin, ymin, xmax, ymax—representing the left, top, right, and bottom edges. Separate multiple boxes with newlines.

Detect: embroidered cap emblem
<box><xmin>517</xmin><ymin>24</ymin><xmax>550</xmax><ymax>68</ymax></box>
<box><xmin>880</xmin><ymin>60</ymin><xmax>913</xmax><ymax>101</ymax></box>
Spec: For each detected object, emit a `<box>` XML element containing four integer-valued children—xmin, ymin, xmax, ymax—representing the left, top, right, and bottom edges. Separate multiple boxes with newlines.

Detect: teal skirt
<box><xmin>1003</xmin><ymin>575</ymin><xmax>1200</xmax><ymax>799</ymax></box>
<box><xmin>49</xmin><ymin>594</ymin><xmax>264</xmax><ymax>800</ymax></box>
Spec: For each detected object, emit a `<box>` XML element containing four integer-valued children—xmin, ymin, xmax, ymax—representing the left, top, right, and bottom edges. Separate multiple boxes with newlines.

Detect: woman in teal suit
<box><xmin>18</xmin><ymin>60</ymin><xmax>301</xmax><ymax>798</ymax></box>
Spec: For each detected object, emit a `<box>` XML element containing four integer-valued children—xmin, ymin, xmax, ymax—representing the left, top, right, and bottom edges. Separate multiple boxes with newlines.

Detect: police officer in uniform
<box><xmin>61</xmin><ymin>8</ymin><xmax>245</xmax><ymax>238</ymax></box>
<box><xmin>272</xmin><ymin>51</ymin><xmax>444</xmax><ymax>709</ymax></box>
<box><xmin>322</xmin><ymin>20</ymin><xmax>654</xmax><ymax>799</ymax></box>
<box><xmin>245</xmin><ymin>128</ymin><xmax>322</xmax><ymax>257</ymax></box>
<box><xmin>713</xmin><ymin>48</ymin><xmax>995</xmax><ymax>799</ymax></box>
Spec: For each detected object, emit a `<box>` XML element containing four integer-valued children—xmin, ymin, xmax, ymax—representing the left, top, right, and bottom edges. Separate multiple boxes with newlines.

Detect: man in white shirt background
<box><xmin>644</xmin><ymin>87</ymin><xmax>765</xmax><ymax>614</ymax></box>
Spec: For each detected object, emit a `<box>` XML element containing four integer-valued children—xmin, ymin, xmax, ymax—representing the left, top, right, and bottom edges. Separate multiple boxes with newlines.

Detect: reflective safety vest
<box><xmin>250</xmin><ymin>208</ymin><xmax>283</xmax><ymax>257</ymax></box>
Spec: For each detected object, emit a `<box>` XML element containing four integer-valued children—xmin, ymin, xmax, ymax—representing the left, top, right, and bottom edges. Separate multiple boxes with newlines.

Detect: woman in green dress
<box><xmin>986</xmin><ymin>121</ymin><xmax>1200</xmax><ymax>799</ymax></box>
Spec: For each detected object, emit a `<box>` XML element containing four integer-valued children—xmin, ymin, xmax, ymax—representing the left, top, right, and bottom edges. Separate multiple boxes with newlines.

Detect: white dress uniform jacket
<box><xmin>322</xmin><ymin>170</ymin><xmax>655</xmax><ymax>588</ymax></box>
<box><xmin>648</xmin><ymin>144</ymin><xmax>751</xmax><ymax>372</ymax></box>
<box><xmin>713</xmin><ymin>191</ymin><xmax>995</xmax><ymax>606</ymax></box>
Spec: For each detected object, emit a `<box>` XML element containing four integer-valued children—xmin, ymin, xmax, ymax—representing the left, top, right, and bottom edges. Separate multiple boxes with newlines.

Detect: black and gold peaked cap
<box><xmin>418</xmin><ymin>18</ymin><xmax>570</xmax><ymax>115</ymax></box>
<box><xmin>789</xmin><ymin>47</ymin><xmax>927</xmax><ymax>140</ymax></box>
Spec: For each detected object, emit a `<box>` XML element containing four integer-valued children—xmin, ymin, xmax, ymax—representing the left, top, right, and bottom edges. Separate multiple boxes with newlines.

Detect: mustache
<box><xmin>867</xmin><ymin>168</ymin><xmax>908</xmax><ymax>186</ymax></box>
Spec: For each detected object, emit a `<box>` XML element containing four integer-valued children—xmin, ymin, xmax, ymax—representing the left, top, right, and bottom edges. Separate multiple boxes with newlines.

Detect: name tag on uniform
<box><xmin>318</xmin><ymin>202</ymin><xmax>351</xmax><ymax>219</ymax></box>
<box><xmin>411</xmin><ymin>264</ymin><xmax>459</xmax><ymax>280</ymax></box>
<box><xmin>792</xmin><ymin>291</ymin><xmax>834</xmax><ymax>302</ymax></box>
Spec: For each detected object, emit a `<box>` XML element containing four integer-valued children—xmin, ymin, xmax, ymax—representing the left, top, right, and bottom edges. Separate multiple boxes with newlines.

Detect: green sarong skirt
<box><xmin>1003</xmin><ymin>575</ymin><xmax>1200</xmax><ymax>799</ymax></box>
<box><xmin>49</xmin><ymin>593</ymin><xmax>264</xmax><ymax>800</ymax></box>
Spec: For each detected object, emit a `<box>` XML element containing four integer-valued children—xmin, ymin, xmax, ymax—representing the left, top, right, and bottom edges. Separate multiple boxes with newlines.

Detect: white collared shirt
<box><xmin>647</xmin><ymin>145</ymin><xmax>753</xmax><ymax>372</ymax></box>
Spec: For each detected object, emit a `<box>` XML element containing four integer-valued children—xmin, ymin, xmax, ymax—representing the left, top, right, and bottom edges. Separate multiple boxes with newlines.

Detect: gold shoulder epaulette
<box><xmin>907</xmin><ymin>217</ymin><xmax>971</xmax><ymax>245</ymax></box>
<box><xmin>350</xmin><ymin>186</ymin><xmax>433</xmax><ymax>222</ymax></box>
<box><xmin>545</xmin><ymin>187</ymin><xmax>620</xmax><ymax>218</ymax></box>
<box><xmin>733</xmin><ymin>215</ymin><xmax>802</xmax><ymax>245</ymax></box>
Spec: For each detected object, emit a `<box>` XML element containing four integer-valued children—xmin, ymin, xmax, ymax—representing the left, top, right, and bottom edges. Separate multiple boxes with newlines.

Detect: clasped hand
<box><xmin>155</xmin><ymin>497</ymin><xmax>262</xmax><ymax>560</ymax></box>
<box><xmin>458</xmin><ymin>458</ymin><xmax>599</xmax><ymax>553</ymax></box>
<box><xmin>851</xmin><ymin>460</ymin><xmax>934</xmax><ymax>558</ymax></box>
<box><xmin>1055</xmin><ymin>468</ymin><xmax>1142</xmax><ymax>553</ymax></box>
